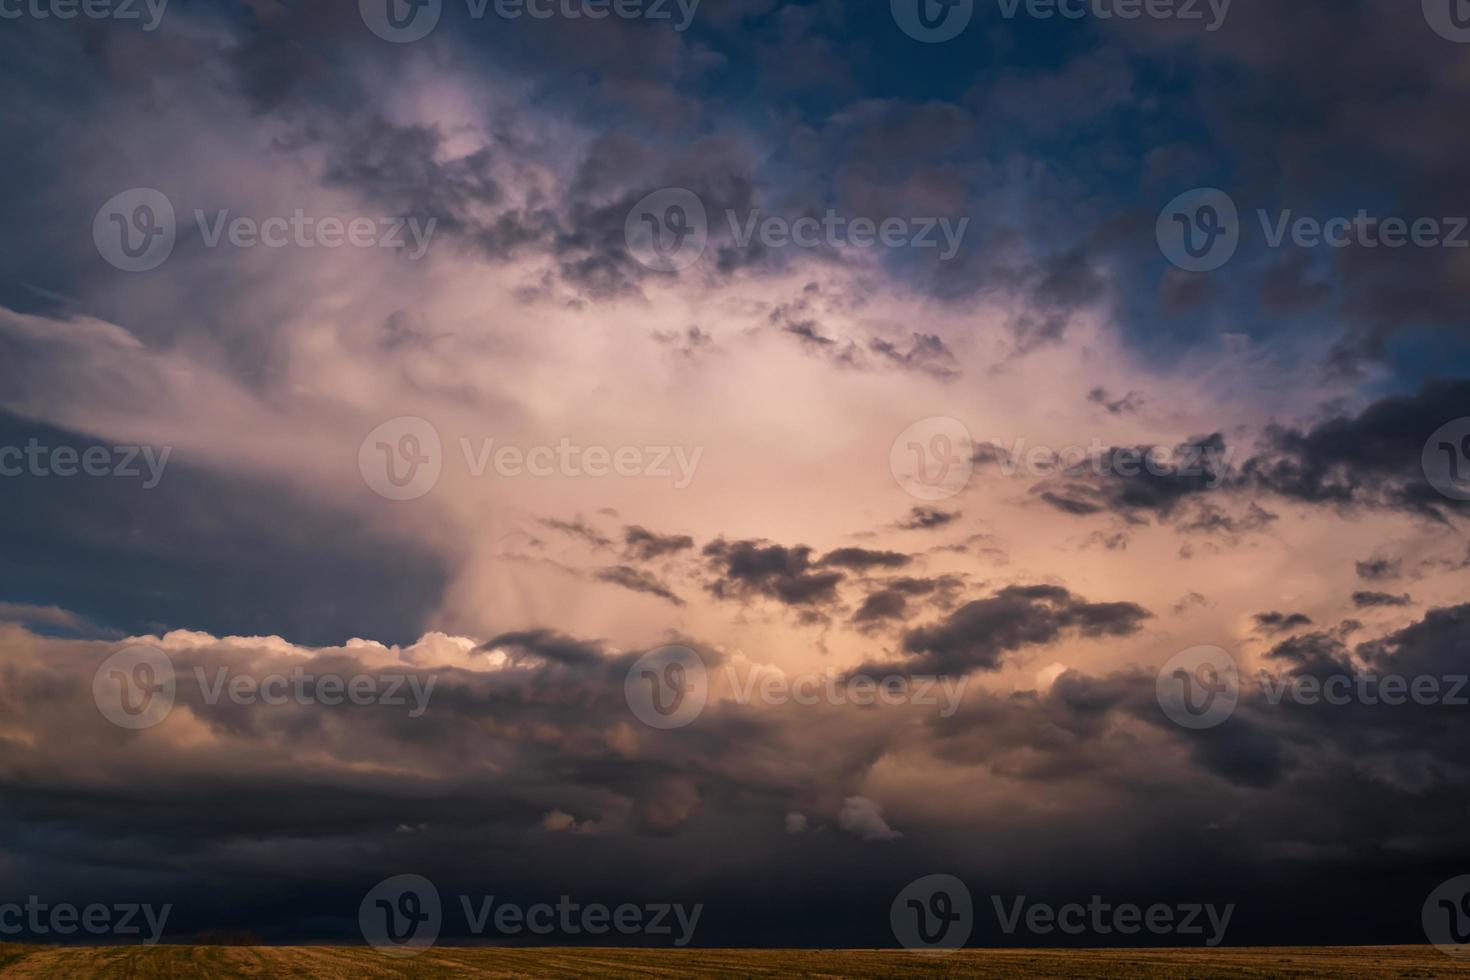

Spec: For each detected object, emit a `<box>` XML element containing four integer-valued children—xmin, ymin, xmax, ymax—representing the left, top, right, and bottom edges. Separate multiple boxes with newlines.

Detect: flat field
<box><xmin>0</xmin><ymin>945</ymin><xmax>1466</xmax><ymax>978</ymax></box>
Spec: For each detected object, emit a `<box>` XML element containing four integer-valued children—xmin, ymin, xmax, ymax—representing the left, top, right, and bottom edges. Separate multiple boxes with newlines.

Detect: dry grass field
<box><xmin>0</xmin><ymin>945</ymin><xmax>1466</xmax><ymax>978</ymax></box>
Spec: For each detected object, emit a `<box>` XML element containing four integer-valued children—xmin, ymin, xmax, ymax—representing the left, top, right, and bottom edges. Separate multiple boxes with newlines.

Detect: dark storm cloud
<box><xmin>5</xmin><ymin>599</ymin><xmax>1470</xmax><ymax>944</ymax></box>
<box><xmin>1356</xmin><ymin>558</ymin><xmax>1403</xmax><ymax>581</ymax></box>
<box><xmin>702</xmin><ymin>538</ymin><xmax>844</xmax><ymax>607</ymax></box>
<box><xmin>1086</xmin><ymin>387</ymin><xmax>1144</xmax><ymax>416</ymax></box>
<box><xmin>866</xmin><ymin>584</ymin><xmax>1150</xmax><ymax>677</ymax></box>
<box><xmin>1028</xmin><ymin>434</ymin><xmax>1238</xmax><ymax>533</ymax></box>
<box><xmin>817</xmin><ymin>547</ymin><xmax>911</xmax><ymax>571</ymax></box>
<box><xmin>538</xmin><ymin>517</ymin><xmax>615</xmax><ymax>550</ymax></box>
<box><xmin>1352</xmin><ymin>591</ymin><xmax>1413</xmax><ymax>609</ymax></box>
<box><xmin>594</xmin><ymin>565</ymin><xmax>686</xmax><ymax>606</ymax></box>
<box><xmin>851</xmin><ymin>574</ymin><xmax>965</xmax><ymax>628</ymax></box>
<box><xmin>893</xmin><ymin>505</ymin><xmax>958</xmax><ymax>530</ymax></box>
<box><xmin>623</xmin><ymin>525</ymin><xmax>695</xmax><ymax>562</ymax></box>
<box><xmin>1253</xmin><ymin>611</ymin><xmax>1314</xmax><ymax>635</ymax></box>
<box><xmin>1031</xmin><ymin>378</ymin><xmax>1470</xmax><ymax>537</ymax></box>
<box><xmin>1242</xmin><ymin>378</ymin><xmax>1470</xmax><ymax>519</ymax></box>
<box><xmin>0</xmin><ymin>412</ymin><xmax>447</xmax><ymax>647</ymax></box>
<box><xmin>867</xmin><ymin>333</ymin><xmax>959</xmax><ymax>381</ymax></box>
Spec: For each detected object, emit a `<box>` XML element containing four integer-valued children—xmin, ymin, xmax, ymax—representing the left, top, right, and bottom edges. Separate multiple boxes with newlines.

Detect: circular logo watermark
<box><xmin>1424</xmin><ymin>875</ymin><xmax>1470</xmax><ymax>957</ymax></box>
<box><xmin>1424</xmin><ymin>0</ymin><xmax>1470</xmax><ymax>42</ymax></box>
<box><xmin>891</xmin><ymin>0</ymin><xmax>973</xmax><ymax>42</ymax></box>
<box><xmin>624</xmin><ymin>188</ymin><xmax>708</xmax><ymax>272</ymax></box>
<box><xmin>360</xmin><ymin>0</ymin><xmax>441</xmax><ymax>42</ymax></box>
<box><xmin>1156</xmin><ymin>645</ymin><xmax>1239</xmax><ymax>730</ymax></box>
<box><xmin>890</xmin><ymin>417</ymin><xmax>974</xmax><ymax>502</ymax></box>
<box><xmin>358</xmin><ymin>417</ymin><xmax>443</xmax><ymax>501</ymax></box>
<box><xmin>1423</xmin><ymin>418</ymin><xmax>1470</xmax><ymax>501</ymax></box>
<box><xmin>1156</xmin><ymin>188</ymin><xmax>1239</xmax><ymax>273</ymax></box>
<box><xmin>360</xmin><ymin>874</ymin><xmax>442</xmax><ymax>956</ymax></box>
<box><xmin>624</xmin><ymin>645</ymin><xmax>708</xmax><ymax>729</ymax></box>
<box><xmin>891</xmin><ymin>874</ymin><xmax>973</xmax><ymax>951</ymax></box>
<box><xmin>93</xmin><ymin>188</ymin><xmax>176</xmax><ymax>273</ymax></box>
<box><xmin>93</xmin><ymin>644</ymin><xmax>176</xmax><ymax>730</ymax></box>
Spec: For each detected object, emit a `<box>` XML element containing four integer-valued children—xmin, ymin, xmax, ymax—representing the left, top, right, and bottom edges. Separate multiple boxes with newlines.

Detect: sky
<box><xmin>3</xmin><ymin>0</ymin><xmax>1470</xmax><ymax>953</ymax></box>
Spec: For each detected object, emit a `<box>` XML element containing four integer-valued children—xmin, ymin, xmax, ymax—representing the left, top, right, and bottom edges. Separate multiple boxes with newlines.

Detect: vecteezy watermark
<box><xmin>0</xmin><ymin>898</ymin><xmax>172</xmax><ymax>944</ymax></box>
<box><xmin>993</xmin><ymin>0</ymin><xmax>1230</xmax><ymax>29</ymax></box>
<box><xmin>1156</xmin><ymin>646</ymin><xmax>1239</xmax><ymax>730</ymax></box>
<box><xmin>357</xmin><ymin>416</ymin><xmax>703</xmax><ymax>501</ymax></box>
<box><xmin>725</xmin><ymin>211</ymin><xmax>970</xmax><ymax>261</ymax></box>
<box><xmin>891</xmin><ymin>875</ymin><xmax>974</xmax><ymax>951</ymax></box>
<box><xmin>359</xmin><ymin>875</ymin><xmax>702</xmax><ymax>956</ymax></box>
<box><xmin>890</xmin><ymin>0</ymin><xmax>1228</xmax><ymax>43</ymax></box>
<box><xmin>1424</xmin><ymin>875</ymin><xmax>1470</xmax><ymax>958</ymax></box>
<box><xmin>0</xmin><ymin>0</ymin><xmax>167</xmax><ymax>29</ymax></box>
<box><xmin>361</xmin><ymin>875</ymin><xmax>442</xmax><ymax>956</ymax></box>
<box><xmin>93</xmin><ymin>645</ymin><xmax>177</xmax><ymax>730</ymax></box>
<box><xmin>1156</xmin><ymin>188</ymin><xmax>1240</xmax><ymax>272</ymax></box>
<box><xmin>1424</xmin><ymin>418</ymin><xmax>1470</xmax><ymax>501</ymax></box>
<box><xmin>891</xmin><ymin>423</ymin><xmax>1234</xmax><ymax>503</ymax></box>
<box><xmin>1259</xmin><ymin>670</ymin><xmax>1469</xmax><ymax>707</ymax></box>
<box><xmin>1424</xmin><ymin>0</ymin><xmax>1470</xmax><ymax>43</ymax></box>
<box><xmin>991</xmin><ymin>895</ymin><xmax>1234</xmax><ymax>946</ymax></box>
<box><xmin>976</xmin><ymin>437</ymin><xmax>1233</xmax><ymax>485</ymax></box>
<box><xmin>624</xmin><ymin>650</ymin><xmax>967</xmax><ymax>729</ymax></box>
<box><xmin>1159</xmin><ymin>187</ymin><xmax>1470</xmax><ymax>272</ymax></box>
<box><xmin>93</xmin><ymin>189</ymin><xmax>436</xmax><ymax>272</ymax></box>
<box><xmin>624</xmin><ymin>645</ymin><xmax>709</xmax><ymax>729</ymax></box>
<box><xmin>725</xmin><ymin>666</ymin><xmax>968</xmax><ymax>718</ymax></box>
<box><xmin>92</xmin><ymin>644</ymin><xmax>438</xmax><ymax>729</ymax></box>
<box><xmin>890</xmin><ymin>417</ymin><xmax>976</xmax><ymax>502</ymax></box>
<box><xmin>359</xmin><ymin>0</ymin><xmax>699</xmax><ymax>43</ymax></box>
<box><xmin>0</xmin><ymin>440</ymin><xmax>171</xmax><ymax>488</ymax></box>
<box><xmin>623</xmin><ymin>188</ymin><xmax>970</xmax><ymax>272</ymax></box>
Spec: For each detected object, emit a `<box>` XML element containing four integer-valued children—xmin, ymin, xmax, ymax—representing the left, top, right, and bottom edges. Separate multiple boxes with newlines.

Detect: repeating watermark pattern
<box><xmin>1160</xmin><ymin>188</ymin><xmax>1470</xmax><ymax>271</ymax></box>
<box><xmin>0</xmin><ymin>0</ymin><xmax>167</xmax><ymax>29</ymax></box>
<box><xmin>94</xmin><ymin>190</ymin><xmax>436</xmax><ymax>272</ymax></box>
<box><xmin>892</xmin><ymin>0</ymin><xmax>1228</xmax><ymax>43</ymax></box>
<box><xmin>359</xmin><ymin>417</ymin><xmax>444</xmax><ymax>501</ymax></box>
<box><xmin>360</xmin><ymin>0</ymin><xmax>699</xmax><ymax>43</ymax></box>
<box><xmin>459</xmin><ymin>894</ymin><xmax>701</xmax><ymax>946</ymax></box>
<box><xmin>890</xmin><ymin>417</ymin><xmax>976</xmax><ymax>502</ymax></box>
<box><xmin>1424</xmin><ymin>0</ymin><xmax>1470</xmax><ymax>43</ymax></box>
<box><xmin>625</xmin><ymin>645</ymin><xmax>709</xmax><ymax>729</ymax></box>
<box><xmin>194</xmin><ymin>665</ymin><xmax>437</xmax><ymax>717</ymax></box>
<box><xmin>726</xmin><ymin>211</ymin><xmax>969</xmax><ymax>261</ymax></box>
<box><xmin>991</xmin><ymin>896</ymin><xmax>1233</xmax><ymax>946</ymax></box>
<box><xmin>625</xmin><ymin>188</ymin><xmax>708</xmax><ymax>272</ymax></box>
<box><xmin>977</xmin><ymin>437</ymin><xmax>1233</xmax><ymax>485</ymax></box>
<box><xmin>0</xmin><ymin>440</ymin><xmax>171</xmax><ymax>488</ymax></box>
<box><xmin>360</xmin><ymin>874</ymin><xmax>442</xmax><ymax>956</ymax></box>
<box><xmin>1424</xmin><ymin>418</ymin><xmax>1470</xmax><ymax>501</ymax></box>
<box><xmin>1424</xmin><ymin>875</ymin><xmax>1470</xmax><ymax>958</ymax></box>
<box><xmin>360</xmin><ymin>876</ymin><xmax>701</xmax><ymax>955</ymax></box>
<box><xmin>1156</xmin><ymin>646</ymin><xmax>1239</xmax><ymax>730</ymax></box>
<box><xmin>891</xmin><ymin>874</ymin><xmax>974</xmax><ymax>951</ymax></box>
<box><xmin>624</xmin><ymin>651</ymin><xmax>968</xmax><ymax>728</ymax></box>
<box><xmin>994</xmin><ymin>0</ymin><xmax>1230</xmax><ymax>29</ymax></box>
<box><xmin>892</xmin><ymin>424</ymin><xmax>1233</xmax><ymax>502</ymax></box>
<box><xmin>1259</xmin><ymin>671</ymin><xmax>1468</xmax><ymax>707</ymax></box>
<box><xmin>1156</xmin><ymin>188</ymin><xmax>1239</xmax><ymax>272</ymax></box>
<box><xmin>93</xmin><ymin>645</ymin><xmax>177</xmax><ymax>730</ymax></box>
<box><xmin>726</xmin><ymin>667</ymin><xmax>968</xmax><ymax>718</ymax></box>
<box><xmin>358</xmin><ymin>416</ymin><xmax>704</xmax><ymax>501</ymax></box>
<box><xmin>93</xmin><ymin>189</ymin><xmax>176</xmax><ymax>272</ymax></box>
<box><xmin>624</xmin><ymin>189</ymin><xmax>971</xmax><ymax>272</ymax></box>
<box><xmin>93</xmin><ymin>645</ymin><xmax>438</xmax><ymax>729</ymax></box>
<box><xmin>891</xmin><ymin>0</ymin><xmax>974</xmax><ymax>42</ymax></box>
<box><xmin>0</xmin><ymin>898</ymin><xmax>171</xmax><ymax>944</ymax></box>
